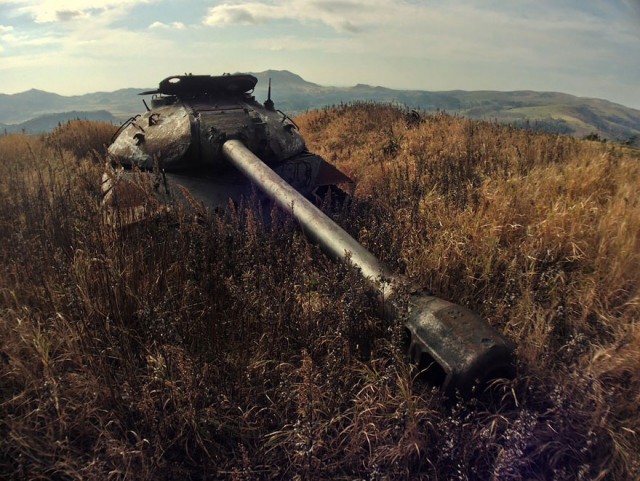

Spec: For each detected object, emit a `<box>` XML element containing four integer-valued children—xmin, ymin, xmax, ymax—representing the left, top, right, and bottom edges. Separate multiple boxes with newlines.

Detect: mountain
<box><xmin>250</xmin><ymin>71</ymin><xmax>640</xmax><ymax>143</ymax></box>
<box><xmin>0</xmin><ymin>88</ymin><xmax>143</xmax><ymax>125</ymax></box>
<box><xmin>1</xmin><ymin>70</ymin><xmax>639</xmax><ymax>144</ymax></box>
<box><xmin>0</xmin><ymin>89</ymin><xmax>70</xmax><ymax>124</ymax></box>
<box><xmin>0</xmin><ymin>110</ymin><xmax>118</xmax><ymax>135</ymax></box>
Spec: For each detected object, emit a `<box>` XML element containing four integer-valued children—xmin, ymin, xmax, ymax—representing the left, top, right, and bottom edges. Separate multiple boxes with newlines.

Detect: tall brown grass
<box><xmin>1</xmin><ymin>110</ymin><xmax>638</xmax><ymax>480</ymax></box>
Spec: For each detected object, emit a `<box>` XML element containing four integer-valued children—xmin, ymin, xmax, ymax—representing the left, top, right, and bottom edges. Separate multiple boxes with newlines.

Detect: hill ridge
<box><xmin>1</xmin><ymin>70</ymin><xmax>638</xmax><ymax>144</ymax></box>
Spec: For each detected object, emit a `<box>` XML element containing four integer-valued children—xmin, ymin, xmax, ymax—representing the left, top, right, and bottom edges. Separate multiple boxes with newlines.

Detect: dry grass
<box><xmin>1</xmin><ymin>110</ymin><xmax>638</xmax><ymax>480</ymax></box>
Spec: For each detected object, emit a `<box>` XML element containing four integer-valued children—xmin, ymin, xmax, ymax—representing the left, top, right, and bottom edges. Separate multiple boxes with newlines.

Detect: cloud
<box><xmin>4</xmin><ymin>0</ymin><xmax>155</xmax><ymax>24</ymax></box>
<box><xmin>203</xmin><ymin>0</ymin><xmax>637</xmax><ymax>43</ymax></box>
<box><xmin>203</xmin><ymin>0</ymin><xmax>600</xmax><ymax>40</ymax></box>
<box><xmin>0</xmin><ymin>0</ymin><xmax>638</xmax><ymax>109</ymax></box>
<box><xmin>0</xmin><ymin>0</ymin><xmax>182</xmax><ymax>81</ymax></box>
<box><xmin>199</xmin><ymin>0</ymin><xmax>639</xmax><ymax>107</ymax></box>
<box><xmin>623</xmin><ymin>0</ymin><xmax>640</xmax><ymax>15</ymax></box>
<box><xmin>149</xmin><ymin>21</ymin><xmax>186</xmax><ymax>29</ymax></box>
<box><xmin>55</xmin><ymin>10</ymin><xmax>86</xmax><ymax>21</ymax></box>
<box><xmin>203</xmin><ymin>0</ymin><xmax>385</xmax><ymax>32</ymax></box>
<box><xmin>206</xmin><ymin>6</ymin><xmax>259</xmax><ymax>25</ymax></box>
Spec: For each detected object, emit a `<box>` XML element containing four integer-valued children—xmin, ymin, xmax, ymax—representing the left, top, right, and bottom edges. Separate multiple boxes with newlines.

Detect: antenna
<box><xmin>264</xmin><ymin>77</ymin><xmax>275</xmax><ymax>111</ymax></box>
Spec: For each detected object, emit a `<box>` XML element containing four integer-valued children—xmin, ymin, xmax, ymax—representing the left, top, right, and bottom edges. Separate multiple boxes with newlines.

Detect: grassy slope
<box><xmin>458</xmin><ymin>96</ymin><xmax>640</xmax><ymax>140</ymax></box>
<box><xmin>1</xmin><ymin>109</ymin><xmax>639</xmax><ymax>480</ymax></box>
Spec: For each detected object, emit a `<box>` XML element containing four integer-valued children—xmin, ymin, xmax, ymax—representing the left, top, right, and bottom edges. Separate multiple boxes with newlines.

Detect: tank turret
<box><xmin>106</xmin><ymin>73</ymin><xmax>349</xmax><ymax>207</ymax></box>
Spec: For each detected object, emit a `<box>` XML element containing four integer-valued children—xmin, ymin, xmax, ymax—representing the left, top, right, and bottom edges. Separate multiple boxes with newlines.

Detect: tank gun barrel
<box><xmin>222</xmin><ymin>140</ymin><xmax>514</xmax><ymax>397</ymax></box>
<box><xmin>223</xmin><ymin>139</ymin><xmax>396</xmax><ymax>296</ymax></box>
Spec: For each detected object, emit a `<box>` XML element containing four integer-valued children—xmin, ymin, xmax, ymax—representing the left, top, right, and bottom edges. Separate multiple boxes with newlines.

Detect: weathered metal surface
<box><xmin>140</xmin><ymin>74</ymin><xmax>258</xmax><ymax>97</ymax></box>
<box><xmin>109</xmin><ymin>73</ymin><xmax>311</xmax><ymax>179</ymax></box>
<box><xmin>403</xmin><ymin>295</ymin><xmax>514</xmax><ymax>396</ymax></box>
<box><xmin>106</xmin><ymin>75</ymin><xmax>351</xmax><ymax>210</ymax></box>
<box><xmin>222</xmin><ymin>139</ymin><xmax>514</xmax><ymax>396</ymax></box>
<box><xmin>108</xmin><ymin>104</ymin><xmax>192</xmax><ymax>170</ymax></box>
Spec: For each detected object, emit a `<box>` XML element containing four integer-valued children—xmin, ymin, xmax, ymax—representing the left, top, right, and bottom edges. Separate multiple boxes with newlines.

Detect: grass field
<box><xmin>1</xmin><ymin>105</ymin><xmax>638</xmax><ymax>480</ymax></box>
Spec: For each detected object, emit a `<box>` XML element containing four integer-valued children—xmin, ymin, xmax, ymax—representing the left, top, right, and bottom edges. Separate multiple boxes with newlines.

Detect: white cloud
<box><xmin>203</xmin><ymin>0</ymin><xmax>391</xmax><ymax>33</ymax></box>
<box><xmin>198</xmin><ymin>0</ymin><xmax>640</xmax><ymax>107</ymax></box>
<box><xmin>0</xmin><ymin>0</ymin><xmax>166</xmax><ymax>71</ymax></box>
<box><xmin>0</xmin><ymin>24</ymin><xmax>64</xmax><ymax>48</ymax></box>
<box><xmin>149</xmin><ymin>21</ymin><xmax>186</xmax><ymax>29</ymax></box>
<box><xmin>202</xmin><ymin>0</ymin><xmax>636</xmax><ymax>74</ymax></box>
<box><xmin>0</xmin><ymin>1</ymin><xmax>182</xmax><ymax>82</ymax></box>
<box><xmin>203</xmin><ymin>0</ymin><xmax>632</xmax><ymax>41</ymax></box>
<box><xmin>3</xmin><ymin>0</ymin><xmax>155</xmax><ymax>23</ymax></box>
<box><xmin>0</xmin><ymin>0</ymin><xmax>638</xmax><ymax>108</ymax></box>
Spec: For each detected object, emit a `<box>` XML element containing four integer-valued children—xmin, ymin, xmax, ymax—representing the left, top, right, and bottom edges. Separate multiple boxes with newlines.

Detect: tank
<box><xmin>104</xmin><ymin>74</ymin><xmax>515</xmax><ymax>397</ymax></box>
<box><xmin>105</xmin><ymin>73</ymin><xmax>350</xmax><ymax>210</ymax></box>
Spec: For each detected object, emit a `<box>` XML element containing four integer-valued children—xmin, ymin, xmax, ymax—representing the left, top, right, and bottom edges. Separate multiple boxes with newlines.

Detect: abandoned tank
<box><xmin>105</xmin><ymin>73</ymin><xmax>515</xmax><ymax>397</ymax></box>
<box><xmin>105</xmin><ymin>73</ymin><xmax>349</xmax><ymax>209</ymax></box>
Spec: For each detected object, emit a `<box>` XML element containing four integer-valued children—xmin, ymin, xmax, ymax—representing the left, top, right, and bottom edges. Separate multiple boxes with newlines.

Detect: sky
<box><xmin>1</xmin><ymin>0</ymin><xmax>639</xmax><ymax>109</ymax></box>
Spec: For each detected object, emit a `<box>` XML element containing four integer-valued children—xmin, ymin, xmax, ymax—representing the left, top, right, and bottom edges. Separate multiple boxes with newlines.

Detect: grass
<box><xmin>1</xmin><ymin>108</ymin><xmax>639</xmax><ymax>480</ymax></box>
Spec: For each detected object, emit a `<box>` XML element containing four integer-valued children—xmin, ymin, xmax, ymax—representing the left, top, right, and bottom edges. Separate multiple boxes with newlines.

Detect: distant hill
<box><xmin>1</xmin><ymin>70</ymin><xmax>639</xmax><ymax>144</ymax></box>
<box><xmin>252</xmin><ymin>71</ymin><xmax>640</xmax><ymax>144</ymax></box>
<box><xmin>0</xmin><ymin>110</ymin><xmax>118</xmax><ymax>135</ymax></box>
<box><xmin>0</xmin><ymin>88</ymin><xmax>143</xmax><ymax>125</ymax></box>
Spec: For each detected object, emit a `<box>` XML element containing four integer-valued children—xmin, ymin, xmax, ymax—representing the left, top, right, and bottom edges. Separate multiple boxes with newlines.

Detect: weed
<box><xmin>1</xmin><ymin>105</ymin><xmax>638</xmax><ymax>479</ymax></box>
